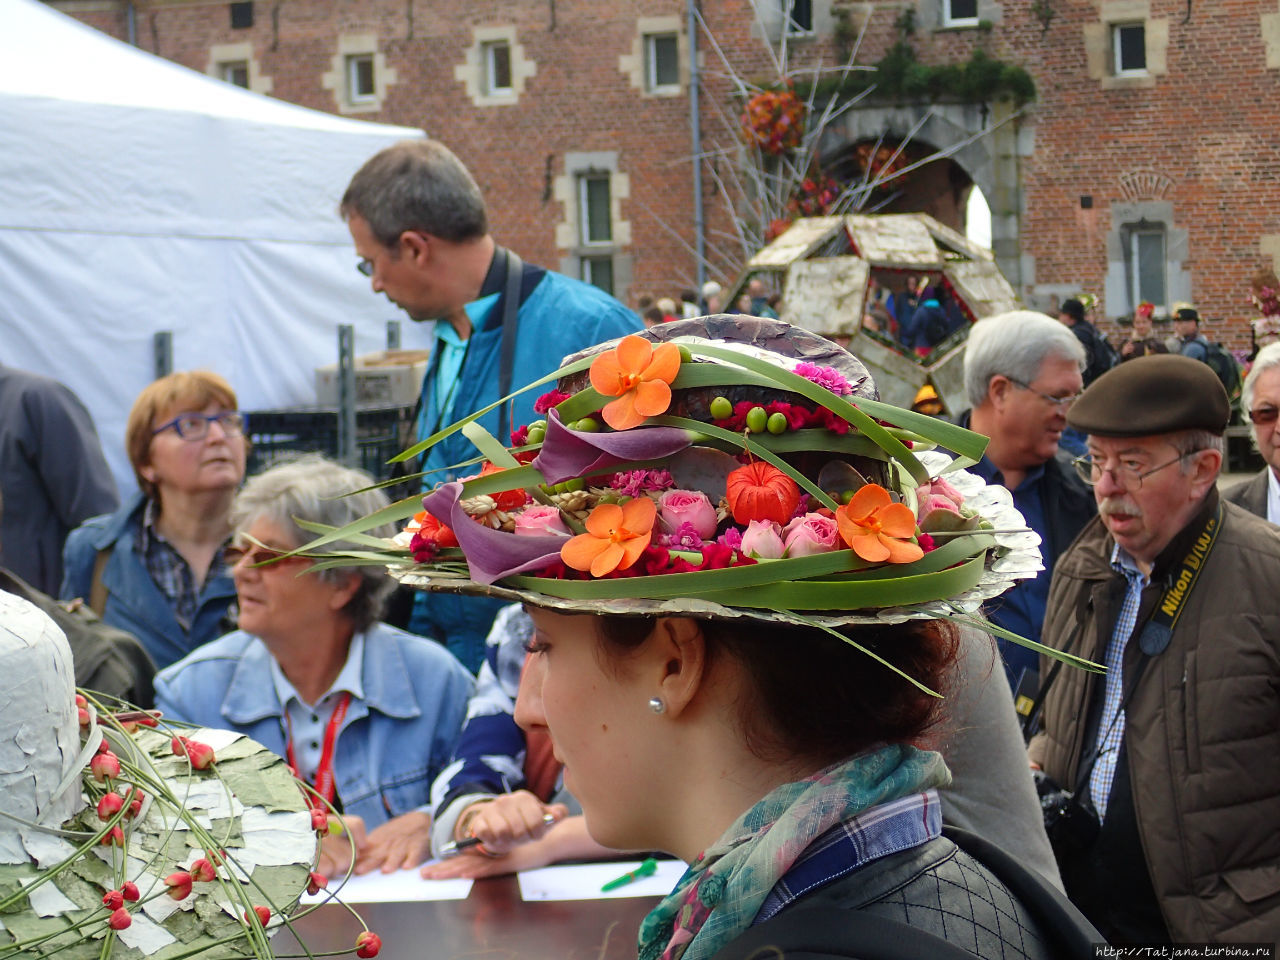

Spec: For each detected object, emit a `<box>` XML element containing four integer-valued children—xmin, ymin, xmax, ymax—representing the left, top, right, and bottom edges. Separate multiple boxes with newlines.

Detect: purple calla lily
<box><xmin>421</xmin><ymin>482</ymin><xmax>566</xmax><ymax>585</ymax></box>
<box><xmin>532</xmin><ymin>411</ymin><xmax>695</xmax><ymax>484</ymax></box>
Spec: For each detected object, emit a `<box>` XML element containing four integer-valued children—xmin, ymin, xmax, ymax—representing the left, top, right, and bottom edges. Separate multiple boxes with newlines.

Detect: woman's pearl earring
<box><xmin>648</xmin><ymin>697</ymin><xmax>666</xmax><ymax>715</ymax></box>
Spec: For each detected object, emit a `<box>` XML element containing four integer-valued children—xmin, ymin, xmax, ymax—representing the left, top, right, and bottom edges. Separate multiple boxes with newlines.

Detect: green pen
<box><xmin>600</xmin><ymin>857</ymin><xmax>658</xmax><ymax>892</ymax></box>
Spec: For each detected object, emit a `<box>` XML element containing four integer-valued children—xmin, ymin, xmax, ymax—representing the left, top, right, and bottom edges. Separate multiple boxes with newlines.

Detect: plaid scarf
<box><xmin>637</xmin><ymin>744</ymin><xmax>950</xmax><ymax>960</ymax></box>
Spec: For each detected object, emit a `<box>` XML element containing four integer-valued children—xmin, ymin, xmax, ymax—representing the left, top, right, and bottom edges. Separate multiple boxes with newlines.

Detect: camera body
<box><xmin>1033</xmin><ymin>769</ymin><xmax>1101</xmax><ymax>856</ymax></box>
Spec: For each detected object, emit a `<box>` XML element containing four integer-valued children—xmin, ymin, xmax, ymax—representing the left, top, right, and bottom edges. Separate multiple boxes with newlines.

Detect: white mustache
<box><xmin>1099</xmin><ymin>497</ymin><xmax>1141</xmax><ymax>518</ymax></box>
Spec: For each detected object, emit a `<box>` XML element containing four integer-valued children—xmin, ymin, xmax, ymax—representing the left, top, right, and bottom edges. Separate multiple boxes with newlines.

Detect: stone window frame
<box><xmin>753</xmin><ymin>0</ymin><xmax>833</xmax><ymax>44</ymax></box>
<box><xmin>554</xmin><ymin>152</ymin><xmax>633</xmax><ymax>299</ymax></box>
<box><xmin>481</xmin><ymin>40</ymin><xmax>514</xmax><ymax>97</ymax></box>
<box><xmin>942</xmin><ymin>0</ymin><xmax>981</xmax><ymax>28</ymax></box>
<box><xmin>1083</xmin><ymin>1</ymin><xmax>1169</xmax><ymax>90</ymax></box>
<box><xmin>620</xmin><ymin>17</ymin><xmax>690</xmax><ymax>98</ymax></box>
<box><xmin>1104</xmin><ymin>200</ymin><xmax>1190</xmax><ymax>318</ymax></box>
<box><xmin>782</xmin><ymin>0</ymin><xmax>815</xmax><ymax>36</ymax></box>
<box><xmin>321</xmin><ymin>34</ymin><xmax>398</xmax><ymax>114</ymax></box>
<box><xmin>919</xmin><ymin>0</ymin><xmax>1003</xmax><ymax>31</ymax></box>
<box><xmin>206</xmin><ymin>42</ymin><xmax>273</xmax><ymax>95</ymax></box>
<box><xmin>454</xmin><ymin>26</ymin><xmax>536</xmax><ymax>108</ymax></box>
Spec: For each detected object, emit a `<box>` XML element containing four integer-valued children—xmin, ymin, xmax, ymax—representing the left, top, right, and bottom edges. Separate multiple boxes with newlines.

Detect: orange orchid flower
<box><xmin>835</xmin><ymin>484</ymin><xmax>923</xmax><ymax>564</ymax></box>
<box><xmin>560</xmin><ymin>497</ymin><xmax>657</xmax><ymax>577</ymax></box>
<box><xmin>588</xmin><ymin>335</ymin><xmax>682</xmax><ymax>431</ymax></box>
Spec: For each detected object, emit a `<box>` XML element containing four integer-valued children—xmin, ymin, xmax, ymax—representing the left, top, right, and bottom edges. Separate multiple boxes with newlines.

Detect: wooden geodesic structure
<box><xmin>727</xmin><ymin>214</ymin><xmax>1020</xmax><ymax>416</ymax></box>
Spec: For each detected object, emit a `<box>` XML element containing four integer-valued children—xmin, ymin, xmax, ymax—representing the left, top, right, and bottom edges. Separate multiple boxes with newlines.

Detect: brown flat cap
<box><xmin>1067</xmin><ymin>354</ymin><xmax>1230</xmax><ymax>436</ymax></box>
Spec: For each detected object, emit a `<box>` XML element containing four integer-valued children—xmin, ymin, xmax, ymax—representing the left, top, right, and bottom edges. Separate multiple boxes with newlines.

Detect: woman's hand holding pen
<box><xmin>454</xmin><ymin>790</ymin><xmax>568</xmax><ymax>857</ymax></box>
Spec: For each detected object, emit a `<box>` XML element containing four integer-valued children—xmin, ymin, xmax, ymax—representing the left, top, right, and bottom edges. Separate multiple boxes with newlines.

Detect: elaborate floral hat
<box><xmin>311</xmin><ymin>317</ymin><xmax>1092</xmax><ymax>673</ymax></box>
<box><xmin>0</xmin><ymin>592</ymin><xmax>380</xmax><ymax>959</ymax></box>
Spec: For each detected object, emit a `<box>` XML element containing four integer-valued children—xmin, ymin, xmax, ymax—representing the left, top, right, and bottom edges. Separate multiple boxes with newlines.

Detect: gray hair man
<box><xmin>341</xmin><ymin>139</ymin><xmax>641</xmax><ymax>671</ymax></box>
<box><xmin>1223</xmin><ymin>339</ymin><xmax>1280</xmax><ymax>522</ymax></box>
<box><xmin>1030</xmin><ymin>355</ymin><xmax>1280</xmax><ymax>942</ymax></box>
<box><xmin>962</xmin><ymin>311</ymin><xmax>1095</xmax><ymax>691</ymax></box>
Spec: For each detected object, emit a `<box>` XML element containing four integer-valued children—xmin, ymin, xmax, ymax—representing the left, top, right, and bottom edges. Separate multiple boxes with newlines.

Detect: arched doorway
<box><xmin>826</xmin><ymin>138</ymin><xmax>975</xmax><ymax>235</ymax></box>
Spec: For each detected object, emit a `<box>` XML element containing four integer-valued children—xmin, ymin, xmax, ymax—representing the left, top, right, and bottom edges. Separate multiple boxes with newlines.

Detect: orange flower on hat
<box><xmin>560</xmin><ymin>497</ymin><xmax>657</xmax><ymax>577</ymax></box>
<box><xmin>588</xmin><ymin>335</ymin><xmax>682</xmax><ymax>431</ymax></box>
<box><xmin>725</xmin><ymin>461</ymin><xmax>801</xmax><ymax>525</ymax></box>
<box><xmin>835</xmin><ymin>484</ymin><xmax>923</xmax><ymax>564</ymax></box>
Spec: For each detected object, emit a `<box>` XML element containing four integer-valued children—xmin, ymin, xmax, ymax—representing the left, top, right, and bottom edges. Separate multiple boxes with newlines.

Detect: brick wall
<box><xmin>47</xmin><ymin>0</ymin><xmax>1280</xmax><ymax>348</ymax></box>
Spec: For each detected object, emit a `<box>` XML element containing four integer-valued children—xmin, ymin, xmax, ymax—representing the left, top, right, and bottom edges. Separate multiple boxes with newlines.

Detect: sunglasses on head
<box><xmin>1249</xmin><ymin>406</ymin><xmax>1280</xmax><ymax>425</ymax></box>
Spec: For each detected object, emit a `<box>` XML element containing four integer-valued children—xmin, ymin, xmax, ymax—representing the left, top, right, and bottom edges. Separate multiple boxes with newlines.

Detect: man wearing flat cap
<box><xmin>1029</xmin><ymin>355</ymin><xmax>1280</xmax><ymax>942</ymax></box>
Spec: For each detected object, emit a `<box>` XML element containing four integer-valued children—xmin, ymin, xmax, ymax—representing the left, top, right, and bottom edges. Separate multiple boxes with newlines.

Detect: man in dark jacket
<box><xmin>963</xmin><ymin>311</ymin><xmax>1096</xmax><ymax>692</ymax></box>
<box><xmin>1029</xmin><ymin>355</ymin><xmax>1280</xmax><ymax>942</ymax></box>
<box><xmin>1224</xmin><ymin>340</ymin><xmax>1280</xmax><ymax>522</ymax></box>
<box><xmin>1057</xmin><ymin>297</ymin><xmax>1115</xmax><ymax>386</ymax></box>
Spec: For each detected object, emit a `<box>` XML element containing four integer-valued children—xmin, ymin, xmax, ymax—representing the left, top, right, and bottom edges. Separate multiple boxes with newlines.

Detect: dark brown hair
<box><xmin>597</xmin><ymin>615</ymin><xmax>958</xmax><ymax>767</ymax></box>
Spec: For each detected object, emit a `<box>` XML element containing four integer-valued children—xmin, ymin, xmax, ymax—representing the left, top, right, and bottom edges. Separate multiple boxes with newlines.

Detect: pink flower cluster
<box><xmin>793</xmin><ymin>362</ymin><xmax>855</xmax><ymax>396</ymax></box>
<box><xmin>610</xmin><ymin>469</ymin><xmax>675</xmax><ymax>496</ymax></box>
<box><xmin>915</xmin><ymin>476</ymin><xmax>965</xmax><ymax>527</ymax></box>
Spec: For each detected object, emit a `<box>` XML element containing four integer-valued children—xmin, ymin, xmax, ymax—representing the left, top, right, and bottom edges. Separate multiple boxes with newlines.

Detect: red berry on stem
<box><xmin>108</xmin><ymin>907</ymin><xmax>132</xmax><ymax>930</ymax></box>
<box><xmin>306</xmin><ymin>871</ymin><xmax>327</xmax><ymax>896</ymax></box>
<box><xmin>164</xmin><ymin>871</ymin><xmax>193</xmax><ymax>901</ymax></box>
<box><xmin>244</xmin><ymin>905</ymin><xmax>271</xmax><ymax>927</ymax></box>
<box><xmin>121</xmin><ymin>881</ymin><xmax>140</xmax><ymax>902</ymax></box>
<box><xmin>102</xmin><ymin>890</ymin><xmax>124</xmax><ymax>911</ymax></box>
<box><xmin>96</xmin><ymin>792</ymin><xmax>124</xmax><ymax>821</ymax></box>
<box><xmin>355</xmin><ymin>931</ymin><xmax>382</xmax><ymax>958</ymax></box>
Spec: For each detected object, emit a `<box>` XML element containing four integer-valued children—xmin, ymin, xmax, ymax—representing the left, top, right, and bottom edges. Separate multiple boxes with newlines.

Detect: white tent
<box><xmin>0</xmin><ymin>0</ymin><xmax>430</xmax><ymax>494</ymax></box>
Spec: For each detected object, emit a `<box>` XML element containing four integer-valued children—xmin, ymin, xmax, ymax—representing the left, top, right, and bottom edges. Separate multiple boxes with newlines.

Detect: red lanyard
<box><xmin>284</xmin><ymin>691</ymin><xmax>352</xmax><ymax>808</ymax></box>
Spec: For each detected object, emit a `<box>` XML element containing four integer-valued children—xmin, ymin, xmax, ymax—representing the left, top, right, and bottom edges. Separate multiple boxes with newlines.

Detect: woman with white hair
<box><xmin>1224</xmin><ymin>340</ymin><xmax>1280</xmax><ymax>522</ymax></box>
<box><xmin>155</xmin><ymin>455</ymin><xmax>474</xmax><ymax>876</ymax></box>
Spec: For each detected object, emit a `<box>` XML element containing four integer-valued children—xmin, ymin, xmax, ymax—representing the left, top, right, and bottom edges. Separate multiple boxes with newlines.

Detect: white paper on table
<box><xmin>517</xmin><ymin>859</ymin><xmax>685</xmax><ymax>901</ymax></box>
<box><xmin>301</xmin><ymin>866</ymin><xmax>473</xmax><ymax>904</ymax></box>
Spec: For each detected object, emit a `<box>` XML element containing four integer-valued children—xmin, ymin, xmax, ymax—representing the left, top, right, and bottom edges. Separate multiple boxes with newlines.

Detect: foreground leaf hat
<box><xmin>0</xmin><ymin>593</ymin><xmax>374</xmax><ymax>959</ymax></box>
<box><xmin>314</xmin><ymin>317</ymin><xmax>1089</xmax><ymax>669</ymax></box>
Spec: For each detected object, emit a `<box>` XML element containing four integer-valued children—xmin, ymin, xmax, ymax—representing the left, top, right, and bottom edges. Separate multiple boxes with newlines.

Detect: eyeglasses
<box><xmin>224</xmin><ymin>543</ymin><xmax>310</xmax><ymax>568</ymax></box>
<box><xmin>1072</xmin><ymin>450</ymin><xmax>1204</xmax><ymax>489</ymax></box>
<box><xmin>1248</xmin><ymin>405</ymin><xmax>1279</xmax><ymax>425</ymax></box>
<box><xmin>152</xmin><ymin>411</ymin><xmax>244</xmax><ymax>441</ymax></box>
<box><xmin>1007</xmin><ymin>378</ymin><xmax>1080</xmax><ymax>409</ymax></box>
<box><xmin>356</xmin><ymin>257</ymin><xmax>375</xmax><ymax>277</ymax></box>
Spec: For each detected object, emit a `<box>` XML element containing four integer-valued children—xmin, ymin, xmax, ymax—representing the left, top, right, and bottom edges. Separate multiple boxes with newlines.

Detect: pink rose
<box><xmin>513</xmin><ymin>505</ymin><xmax>571</xmax><ymax>537</ymax></box>
<box><xmin>915</xmin><ymin>477</ymin><xmax>965</xmax><ymax>524</ymax></box>
<box><xmin>740</xmin><ymin>520</ymin><xmax>785</xmax><ymax>559</ymax></box>
<box><xmin>782</xmin><ymin>513</ymin><xmax>840</xmax><ymax>557</ymax></box>
<box><xmin>658</xmin><ymin>489</ymin><xmax>718</xmax><ymax>540</ymax></box>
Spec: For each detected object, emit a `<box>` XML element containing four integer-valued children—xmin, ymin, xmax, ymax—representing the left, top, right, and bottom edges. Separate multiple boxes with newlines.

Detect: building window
<box><xmin>219</xmin><ymin>61</ymin><xmax>250</xmax><ymax>88</ymax></box>
<box><xmin>483</xmin><ymin>41</ymin><xmax>513</xmax><ymax>95</ymax></box>
<box><xmin>782</xmin><ymin>0</ymin><xmax>813</xmax><ymax>35</ymax></box>
<box><xmin>943</xmin><ymin>0</ymin><xmax>979</xmax><ymax>27</ymax></box>
<box><xmin>1126</xmin><ymin>225</ymin><xmax>1166</xmax><ymax>311</ymax></box>
<box><xmin>346</xmin><ymin>54</ymin><xmax>376</xmax><ymax>103</ymax></box>
<box><xmin>1113</xmin><ymin>23</ymin><xmax>1146</xmax><ymax>75</ymax></box>
<box><xmin>578</xmin><ymin>175</ymin><xmax>613</xmax><ymax>246</ymax></box>
<box><xmin>581</xmin><ymin>257</ymin><xmax>615</xmax><ymax>295</ymax></box>
<box><xmin>644</xmin><ymin>33</ymin><xmax>679</xmax><ymax>92</ymax></box>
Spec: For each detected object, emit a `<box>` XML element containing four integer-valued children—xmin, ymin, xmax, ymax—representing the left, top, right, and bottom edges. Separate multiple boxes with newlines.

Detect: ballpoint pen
<box><xmin>438</xmin><ymin>812</ymin><xmax>559</xmax><ymax>858</ymax></box>
<box><xmin>600</xmin><ymin>857</ymin><xmax>658</xmax><ymax>892</ymax></box>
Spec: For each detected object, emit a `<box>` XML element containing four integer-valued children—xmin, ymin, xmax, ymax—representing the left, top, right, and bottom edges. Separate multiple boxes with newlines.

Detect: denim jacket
<box><xmin>154</xmin><ymin>622</ymin><xmax>475</xmax><ymax>828</ymax></box>
<box><xmin>59</xmin><ymin>493</ymin><xmax>237</xmax><ymax>670</ymax></box>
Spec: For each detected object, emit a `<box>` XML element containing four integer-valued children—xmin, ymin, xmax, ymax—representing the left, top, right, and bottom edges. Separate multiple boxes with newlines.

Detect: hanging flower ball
<box><xmin>742</xmin><ymin>87</ymin><xmax>805</xmax><ymax>155</ymax></box>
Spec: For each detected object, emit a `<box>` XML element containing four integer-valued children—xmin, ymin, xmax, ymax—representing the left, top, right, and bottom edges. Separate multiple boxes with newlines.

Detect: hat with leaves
<box><xmin>309</xmin><ymin>316</ymin><xmax>1093</xmax><ymax>671</ymax></box>
<box><xmin>0</xmin><ymin>592</ymin><xmax>380</xmax><ymax>960</ymax></box>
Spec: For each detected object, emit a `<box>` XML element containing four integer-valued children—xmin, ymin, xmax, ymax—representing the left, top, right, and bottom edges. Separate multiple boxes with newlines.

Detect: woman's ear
<box><xmin>650</xmin><ymin>617</ymin><xmax>707</xmax><ymax>719</ymax></box>
<box><xmin>326</xmin><ymin>571</ymin><xmax>363</xmax><ymax>612</ymax></box>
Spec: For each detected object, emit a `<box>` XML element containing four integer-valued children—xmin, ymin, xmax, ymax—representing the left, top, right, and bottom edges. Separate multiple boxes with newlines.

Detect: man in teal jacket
<box><xmin>341</xmin><ymin>140</ymin><xmax>640</xmax><ymax>671</ymax></box>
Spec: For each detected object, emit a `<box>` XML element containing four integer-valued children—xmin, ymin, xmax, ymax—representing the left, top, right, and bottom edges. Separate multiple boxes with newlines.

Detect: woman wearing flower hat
<box><xmin>359</xmin><ymin>317</ymin><xmax>1101</xmax><ymax>957</ymax></box>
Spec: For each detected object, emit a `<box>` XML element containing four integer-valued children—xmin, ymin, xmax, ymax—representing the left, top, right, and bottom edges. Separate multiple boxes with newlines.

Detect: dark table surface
<box><xmin>275</xmin><ymin>874</ymin><xmax>660</xmax><ymax>960</ymax></box>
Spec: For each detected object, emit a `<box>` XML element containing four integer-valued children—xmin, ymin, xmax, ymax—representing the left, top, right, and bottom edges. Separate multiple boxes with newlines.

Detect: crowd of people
<box><xmin>1</xmin><ymin>136</ymin><xmax>1276</xmax><ymax>957</ymax></box>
